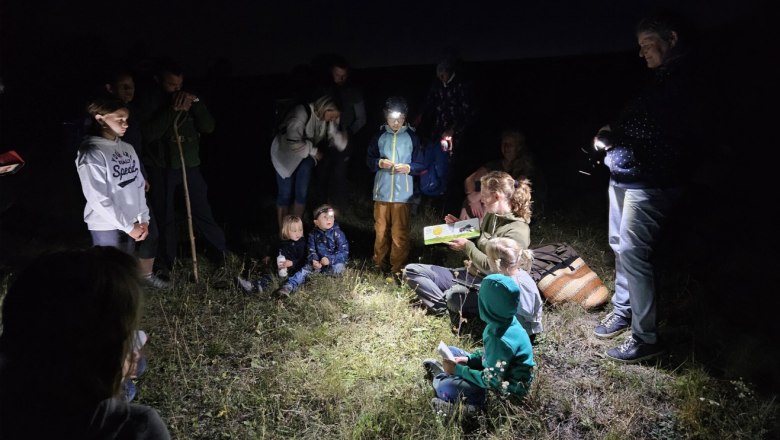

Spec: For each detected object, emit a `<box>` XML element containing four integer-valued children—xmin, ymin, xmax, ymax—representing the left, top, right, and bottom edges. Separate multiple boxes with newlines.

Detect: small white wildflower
<box><xmin>501</xmin><ymin>381</ymin><xmax>509</xmax><ymax>389</ymax></box>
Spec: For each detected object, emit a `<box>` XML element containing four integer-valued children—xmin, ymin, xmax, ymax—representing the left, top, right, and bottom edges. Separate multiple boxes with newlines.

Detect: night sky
<box><xmin>0</xmin><ymin>0</ymin><xmax>767</xmax><ymax>76</ymax></box>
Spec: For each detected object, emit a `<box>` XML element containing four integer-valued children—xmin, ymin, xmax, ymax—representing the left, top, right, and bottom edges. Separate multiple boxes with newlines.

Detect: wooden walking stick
<box><xmin>173</xmin><ymin>111</ymin><xmax>199</xmax><ymax>282</ymax></box>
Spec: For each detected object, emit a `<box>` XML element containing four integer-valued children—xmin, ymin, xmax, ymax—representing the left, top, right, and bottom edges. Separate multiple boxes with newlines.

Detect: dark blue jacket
<box><xmin>306</xmin><ymin>223</ymin><xmax>349</xmax><ymax>266</ymax></box>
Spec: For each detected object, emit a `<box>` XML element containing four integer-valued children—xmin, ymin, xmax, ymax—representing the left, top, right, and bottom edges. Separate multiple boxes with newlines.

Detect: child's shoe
<box><xmin>254</xmin><ymin>275</ymin><xmax>274</xmax><ymax>293</ymax></box>
<box><xmin>273</xmin><ymin>285</ymin><xmax>292</xmax><ymax>299</ymax></box>
<box><xmin>235</xmin><ymin>276</ymin><xmax>255</xmax><ymax>293</ymax></box>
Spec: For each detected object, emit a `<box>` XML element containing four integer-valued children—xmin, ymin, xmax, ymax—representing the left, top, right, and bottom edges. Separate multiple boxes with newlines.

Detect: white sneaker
<box><xmin>235</xmin><ymin>276</ymin><xmax>255</xmax><ymax>293</ymax></box>
<box><xmin>144</xmin><ymin>273</ymin><xmax>170</xmax><ymax>289</ymax></box>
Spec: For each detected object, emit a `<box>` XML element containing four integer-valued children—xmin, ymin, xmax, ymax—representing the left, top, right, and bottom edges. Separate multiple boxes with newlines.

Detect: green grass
<box><xmin>2</xmin><ymin>199</ymin><xmax>778</xmax><ymax>439</ymax></box>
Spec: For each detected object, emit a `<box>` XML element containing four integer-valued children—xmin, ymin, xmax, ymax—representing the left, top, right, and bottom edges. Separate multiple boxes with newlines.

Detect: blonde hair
<box><xmin>280</xmin><ymin>215</ymin><xmax>303</xmax><ymax>240</ymax></box>
<box><xmin>311</xmin><ymin>94</ymin><xmax>340</xmax><ymax>119</ymax></box>
<box><xmin>485</xmin><ymin>237</ymin><xmax>534</xmax><ymax>273</ymax></box>
<box><xmin>480</xmin><ymin>171</ymin><xmax>533</xmax><ymax>223</ymax></box>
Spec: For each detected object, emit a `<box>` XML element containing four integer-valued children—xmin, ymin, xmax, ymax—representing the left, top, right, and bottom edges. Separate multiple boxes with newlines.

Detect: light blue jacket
<box><xmin>366</xmin><ymin>125</ymin><xmax>424</xmax><ymax>203</ymax></box>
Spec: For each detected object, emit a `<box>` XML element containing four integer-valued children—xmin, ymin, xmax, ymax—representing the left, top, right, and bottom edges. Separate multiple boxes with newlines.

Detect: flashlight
<box><xmin>389</xmin><ymin>111</ymin><xmax>402</xmax><ymax>119</ymax></box>
<box><xmin>440</xmin><ymin>135</ymin><xmax>453</xmax><ymax>152</ymax></box>
<box><xmin>593</xmin><ymin>130</ymin><xmax>613</xmax><ymax>151</ymax></box>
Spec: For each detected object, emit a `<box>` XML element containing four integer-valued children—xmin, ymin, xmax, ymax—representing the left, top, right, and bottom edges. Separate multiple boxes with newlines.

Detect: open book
<box><xmin>423</xmin><ymin>217</ymin><xmax>480</xmax><ymax>245</ymax></box>
<box><xmin>437</xmin><ymin>341</ymin><xmax>455</xmax><ymax>361</ymax></box>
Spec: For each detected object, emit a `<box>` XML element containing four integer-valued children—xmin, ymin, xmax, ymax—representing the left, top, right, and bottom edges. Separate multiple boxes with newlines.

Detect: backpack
<box><xmin>418</xmin><ymin>140</ymin><xmax>449</xmax><ymax>197</ymax></box>
<box><xmin>272</xmin><ymin>99</ymin><xmax>312</xmax><ymax>137</ymax></box>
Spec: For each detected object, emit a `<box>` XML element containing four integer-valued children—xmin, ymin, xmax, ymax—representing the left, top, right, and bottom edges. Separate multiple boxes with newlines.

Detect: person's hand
<box><xmin>129</xmin><ymin>223</ymin><xmax>147</xmax><ymax>241</ymax></box>
<box><xmin>320</xmin><ymin>256</ymin><xmax>330</xmax><ymax>266</ymax></box>
<box><xmin>453</xmin><ymin>356</ymin><xmax>469</xmax><ymax>364</ymax></box>
<box><xmin>467</xmin><ymin>192</ymin><xmax>483</xmax><ymax>218</ymax></box>
<box><xmin>144</xmin><ymin>180</ymin><xmax>151</xmax><ymax>192</ymax></box>
<box><xmin>442</xmin><ymin>358</ymin><xmax>456</xmax><ymax>375</ymax></box>
<box><xmin>446</xmin><ymin>238</ymin><xmax>467</xmax><ymax>252</ymax></box>
<box><xmin>123</xmin><ymin>351</ymin><xmax>140</xmax><ymax>380</ymax></box>
<box><xmin>444</xmin><ymin>214</ymin><xmax>459</xmax><ymax>224</ymax></box>
<box><xmin>283</xmin><ymin>260</ymin><xmax>293</xmax><ymax>268</ymax></box>
<box><xmin>312</xmin><ymin>260</ymin><xmax>322</xmax><ymax>270</ymax></box>
<box><xmin>393</xmin><ymin>163</ymin><xmax>411</xmax><ymax>174</ymax></box>
<box><xmin>172</xmin><ymin>91</ymin><xmax>196</xmax><ymax>111</ymax></box>
<box><xmin>379</xmin><ymin>159</ymin><xmax>394</xmax><ymax>169</ymax></box>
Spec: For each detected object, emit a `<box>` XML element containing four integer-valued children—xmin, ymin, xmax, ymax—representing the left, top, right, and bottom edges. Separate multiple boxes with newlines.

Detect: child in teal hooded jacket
<box><xmin>427</xmin><ymin>274</ymin><xmax>535</xmax><ymax>408</ymax></box>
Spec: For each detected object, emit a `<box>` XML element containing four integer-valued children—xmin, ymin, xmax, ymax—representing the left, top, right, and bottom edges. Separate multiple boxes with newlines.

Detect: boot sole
<box><xmin>593</xmin><ymin>326</ymin><xmax>629</xmax><ymax>339</ymax></box>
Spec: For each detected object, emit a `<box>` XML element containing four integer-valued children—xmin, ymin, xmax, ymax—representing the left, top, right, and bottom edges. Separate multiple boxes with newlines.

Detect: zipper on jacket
<box><xmin>390</xmin><ymin>131</ymin><xmax>397</xmax><ymax>202</ymax></box>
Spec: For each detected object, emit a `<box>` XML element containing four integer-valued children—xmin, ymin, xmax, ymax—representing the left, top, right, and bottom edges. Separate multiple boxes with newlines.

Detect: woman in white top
<box><xmin>270</xmin><ymin>94</ymin><xmax>348</xmax><ymax>230</ymax></box>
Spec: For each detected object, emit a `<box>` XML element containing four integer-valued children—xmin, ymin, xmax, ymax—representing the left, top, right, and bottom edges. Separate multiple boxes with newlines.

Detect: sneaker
<box><xmin>273</xmin><ymin>285</ymin><xmax>292</xmax><ymax>299</ymax></box>
<box><xmin>429</xmin><ymin>397</ymin><xmax>480</xmax><ymax>420</ymax></box>
<box><xmin>594</xmin><ymin>311</ymin><xmax>630</xmax><ymax>339</ymax></box>
<box><xmin>144</xmin><ymin>273</ymin><xmax>170</xmax><ymax>290</ymax></box>
<box><xmin>235</xmin><ymin>276</ymin><xmax>255</xmax><ymax>294</ymax></box>
<box><xmin>606</xmin><ymin>335</ymin><xmax>666</xmax><ymax>364</ymax></box>
<box><xmin>422</xmin><ymin>358</ymin><xmax>444</xmax><ymax>380</ymax></box>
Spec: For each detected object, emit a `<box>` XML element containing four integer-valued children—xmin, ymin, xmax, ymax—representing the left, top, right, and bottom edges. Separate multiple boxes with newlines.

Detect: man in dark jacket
<box><xmin>137</xmin><ymin>60</ymin><xmax>227</xmax><ymax>272</ymax></box>
<box><xmin>592</xmin><ymin>13</ymin><xmax>698</xmax><ymax>363</ymax></box>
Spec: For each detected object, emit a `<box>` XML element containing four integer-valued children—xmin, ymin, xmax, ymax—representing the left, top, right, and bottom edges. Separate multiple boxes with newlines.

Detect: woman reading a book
<box><xmin>404</xmin><ymin>171</ymin><xmax>532</xmax><ymax>315</ymax></box>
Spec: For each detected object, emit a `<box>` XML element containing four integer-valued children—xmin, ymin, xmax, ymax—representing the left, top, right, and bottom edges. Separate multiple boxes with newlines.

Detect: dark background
<box><xmin>1</xmin><ymin>1</ymin><xmax>778</xmax><ymax>393</ymax></box>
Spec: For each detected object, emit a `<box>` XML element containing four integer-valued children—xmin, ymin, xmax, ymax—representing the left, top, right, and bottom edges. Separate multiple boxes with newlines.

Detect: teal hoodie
<box><xmin>454</xmin><ymin>274</ymin><xmax>535</xmax><ymax>398</ymax></box>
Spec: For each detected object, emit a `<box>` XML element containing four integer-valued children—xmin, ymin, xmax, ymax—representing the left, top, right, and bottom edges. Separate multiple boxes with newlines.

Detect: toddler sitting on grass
<box><xmin>273</xmin><ymin>205</ymin><xmax>349</xmax><ymax>298</ymax></box>
<box><xmin>236</xmin><ymin>215</ymin><xmax>306</xmax><ymax>293</ymax></box>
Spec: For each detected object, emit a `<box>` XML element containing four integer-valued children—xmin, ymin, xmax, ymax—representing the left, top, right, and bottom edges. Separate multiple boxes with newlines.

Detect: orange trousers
<box><xmin>373</xmin><ymin>201</ymin><xmax>411</xmax><ymax>274</ymax></box>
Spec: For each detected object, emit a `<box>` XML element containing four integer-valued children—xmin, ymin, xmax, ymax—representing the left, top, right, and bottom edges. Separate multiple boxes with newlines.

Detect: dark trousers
<box><xmin>312</xmin><ymin>146</ymin><xmax>350</xmax><ymax>210</ymax></box>
<box><xmin>147</xmin><ymin>165</ymin><xmax>226</xmax><ymax>269</ymax></box>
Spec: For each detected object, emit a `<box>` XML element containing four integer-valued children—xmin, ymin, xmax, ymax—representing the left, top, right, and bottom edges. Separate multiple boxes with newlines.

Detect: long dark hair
<box><xmin>0</xmin><ymin>246</ymin><xmax>142</xmax><ymax>437</ymax></box>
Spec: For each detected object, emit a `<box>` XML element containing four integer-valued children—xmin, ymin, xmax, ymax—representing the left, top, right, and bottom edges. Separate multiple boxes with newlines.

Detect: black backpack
<box><xmin>272</xmin><ymin>99</ymin><xmax>311</xmax><ymax>137</ymax></box>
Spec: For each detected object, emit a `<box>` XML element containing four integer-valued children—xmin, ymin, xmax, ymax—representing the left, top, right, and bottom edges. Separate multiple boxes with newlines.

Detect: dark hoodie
<box><xmin>454</xmin><ymin>274</ymin><xmax>535</xmax><ymax>398</ymax></box>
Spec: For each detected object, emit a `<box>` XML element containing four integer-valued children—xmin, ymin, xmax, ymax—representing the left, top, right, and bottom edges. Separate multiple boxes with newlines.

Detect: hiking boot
<box><xmin>430</xmin><ymin>397</ymin><xmax>480</xmax><ymax>420</ymax></box>
<box><xmin>422</xmin><ymin>358</ymin><xmax>445</xmax><ymax>380</ymax></box>
<box><xmin>606</xmin><ymin>335</ymin><xmax>666</xmax><ymax>364</ymax></box>
<box><xmin>235</xmin><ymin>276</ymin><xmax>255</xmax><ymax>294</ymax></box>
<box><xmin>144</xmin><ymin>273</ymin><xmax>170</xmax><ymax>290</ymax></box>
<box><xmin>594</xmin><ymin>311</ymin><xmax>630</xmax><ymax>339</ymax></box>
<box><xmin>273</xmin><ymin>285</ymin><xmax>292</xmax><ymax>299</ymax></box>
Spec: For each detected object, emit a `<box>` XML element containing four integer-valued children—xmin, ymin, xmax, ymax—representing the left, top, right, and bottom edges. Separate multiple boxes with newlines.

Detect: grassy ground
<box><xmin>125</xmin><ymin>197</ymin><xmax>778</xmax><ymax>440</ymax></box>
<box><xmin>1</xmin><ymin>194</ymin><xmax>777</xmax><ymax>439</ymax></box>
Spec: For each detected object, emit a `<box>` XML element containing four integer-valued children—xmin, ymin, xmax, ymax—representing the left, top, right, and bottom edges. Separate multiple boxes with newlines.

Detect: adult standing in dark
<box><xmin>312</xmin><ymin>56</ymin><xmax>367</xmax><ymax>210</ymax></box>
<box><xmin>413</xmin><ymin>55</ymin><xmax>477</xmax><ymax>216</ymax></box>
<box><xmin>592</xmin><ymin>12</ymin><xmax>698</xmax><ymax>363</ymax></box>
<box><xmin>137</xmin><ymin>60</ymin><xmax>227</xmax><ymax>273</ymax></box>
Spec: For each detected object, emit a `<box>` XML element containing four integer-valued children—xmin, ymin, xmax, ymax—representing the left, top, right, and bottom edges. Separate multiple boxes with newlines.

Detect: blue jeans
<box><xmin>608</xmin><ymin>184</ymin><xmax>682</xmax><ymax>344</ymax></box>
<box><xmin>432</xmin><ymin>346</ymin><xmax>486</xmax><ymax>405</ymax></box>
<box><xmin>284</xmin><ymin>261</ymin><xmax>346</xmax><ymax>292</ymax></box>
<box><xmin>276</xmin><ymin>156</ymin><xmax>315</xmax><ymax>207</ymax></box>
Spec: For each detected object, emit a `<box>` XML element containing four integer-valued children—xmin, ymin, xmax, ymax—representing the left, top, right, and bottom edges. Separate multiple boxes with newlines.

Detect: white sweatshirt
<box><xmin>76</xmin><ymin>136</ymin><xmax>149</xmax><ymax>233</ymax></box>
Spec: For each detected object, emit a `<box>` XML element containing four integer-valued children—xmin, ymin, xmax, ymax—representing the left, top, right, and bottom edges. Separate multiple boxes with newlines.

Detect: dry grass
<box><xmin>2</xmin><ymin>197</ymin><xmax>777</xmax><ymax>439</ymax></box>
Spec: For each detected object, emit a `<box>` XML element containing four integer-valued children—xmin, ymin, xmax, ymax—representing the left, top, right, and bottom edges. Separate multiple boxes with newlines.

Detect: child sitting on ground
<box><xmin>236</xmin><ymin>215</ymin><xmax>307</xmax><ymax>293</ymax></box>
<box><xmin>446</xmin><ymin>237</ymin><xmax>543</xmax><ymax>342</ymax></box>
<box><xmin>424</xmin><ymin>274</ymin><xmax>535</xmax><ymax>416</ymax></box>
<box><xmin>273</xmin><ymin>205</ymin><xmax>349</xmax><ymax>298</ymax></box>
